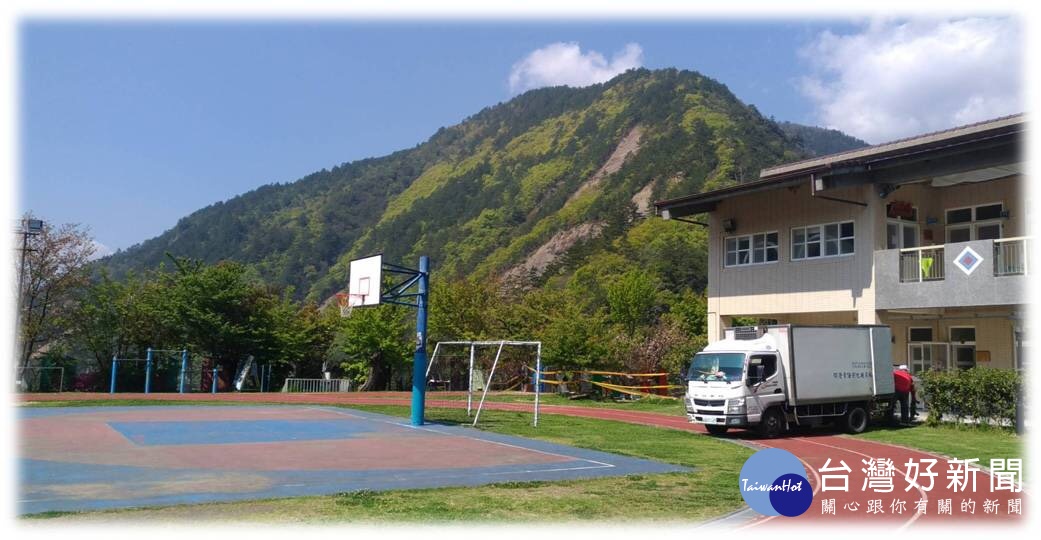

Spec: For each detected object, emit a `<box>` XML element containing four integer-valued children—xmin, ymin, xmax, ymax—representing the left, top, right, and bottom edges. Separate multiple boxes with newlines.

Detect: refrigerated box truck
<box><xmin>684</xmin><ymin>325</ymin><xmax>895</xmax><ymax>437</ymax></box>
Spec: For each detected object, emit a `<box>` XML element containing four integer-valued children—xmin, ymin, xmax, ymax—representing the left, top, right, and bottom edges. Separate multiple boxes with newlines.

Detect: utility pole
<box><xmin>15</xmin><ymin>218</ymin><xmax>44</xmax><ymax>367</ymax></box>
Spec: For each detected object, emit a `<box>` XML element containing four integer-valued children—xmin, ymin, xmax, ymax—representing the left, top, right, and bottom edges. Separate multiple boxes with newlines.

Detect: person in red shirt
<box><xmin>893</xmin><ymin>365</ymin><xmax>915</xmax><ymax>424</ymax></box>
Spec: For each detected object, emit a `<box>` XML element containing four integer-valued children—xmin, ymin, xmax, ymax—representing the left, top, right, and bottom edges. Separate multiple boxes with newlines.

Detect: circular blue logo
<box><xmin>739</xmin><ymin>448</ymin><xmax>812</xmax><ymax>517</ymax></box>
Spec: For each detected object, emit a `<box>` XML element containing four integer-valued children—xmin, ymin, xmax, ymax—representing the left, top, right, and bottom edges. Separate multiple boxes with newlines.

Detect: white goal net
<box><xmin>425</xmin><ymin>340</ymin><xmax>542</xmax><ymax>427</ymax></box>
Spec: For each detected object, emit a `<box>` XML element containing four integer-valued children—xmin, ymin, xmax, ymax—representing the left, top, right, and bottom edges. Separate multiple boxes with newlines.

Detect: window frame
<box><xmin>723</xmin><ymin>230</ymin><xmax>779</xmax><ymax>268</ymax></box>
<box><xmin>791</xmin><ymin>220</ymin><xmax>855</xmax><ymax>261</ymax></box>
<box><xmin>948</xmin><ymin>325</ymin><xmax>977</xmax><ymax>371</ymax></box>
<box><xmin>908</xmin><ymin>327</ymin><xmax>934</xmax><ymax>343</ymax></box>
<box><xmin>944</xmin><ymin>202</ymin><xmax>1005</xmax><ymax>243</ymax></box>
<box><xmin>887</xmin><ymin>219</ymin><xmax>920</xmax><ymax>250</ymax></box>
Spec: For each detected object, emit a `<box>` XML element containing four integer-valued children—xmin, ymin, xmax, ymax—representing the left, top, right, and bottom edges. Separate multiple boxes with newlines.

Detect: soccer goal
<box><xmin>425</xmin><ymin>340</ymin><xmax>543</xmax><ymax>427</ymax></box>
<box><xmin>15</xmin><ymin>366</ymin><xmax>64</xmax><ymax>392</ymax></box>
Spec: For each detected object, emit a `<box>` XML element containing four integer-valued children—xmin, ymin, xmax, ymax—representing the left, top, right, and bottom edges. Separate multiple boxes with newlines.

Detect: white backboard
<box><xmin>347</xmin><ymin>254</ymin><xmax>382</xmax><ymax>306</ymax></box>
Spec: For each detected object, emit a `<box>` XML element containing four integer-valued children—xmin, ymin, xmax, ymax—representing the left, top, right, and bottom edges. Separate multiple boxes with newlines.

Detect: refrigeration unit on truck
<box><xmin>684</xmin><ymin>325</ymin><xmax>895</xmax><ymax>437</ymax></box>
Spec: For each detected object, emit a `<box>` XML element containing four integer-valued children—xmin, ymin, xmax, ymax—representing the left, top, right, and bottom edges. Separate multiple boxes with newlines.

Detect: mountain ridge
<box><xmin>102</xmin><ymin>68</ymin><xmax>867</xmax><ymax>301</ymax></box>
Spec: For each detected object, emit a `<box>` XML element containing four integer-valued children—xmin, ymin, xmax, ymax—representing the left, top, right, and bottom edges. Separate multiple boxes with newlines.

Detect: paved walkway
<box><xmin>21</xmin><ymin>392</ymin><xmax>1026</xmax><ymax>526</ymax></box>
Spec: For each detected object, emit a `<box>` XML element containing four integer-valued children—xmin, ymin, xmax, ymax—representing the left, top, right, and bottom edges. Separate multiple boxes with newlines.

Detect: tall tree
<box><xmin>16</xmin><ymin>215</ymin><xmax>95</xmax><ymax>368</ymax></box>
<box><xmin>605</xmin><ymin>270</ymin><xmax>659</xmax><ymax>336</ymax></box>
<box><xmin>332</xmin><ymin>305</ymin><xmax>412</xmax><ymax>391</ymax></box>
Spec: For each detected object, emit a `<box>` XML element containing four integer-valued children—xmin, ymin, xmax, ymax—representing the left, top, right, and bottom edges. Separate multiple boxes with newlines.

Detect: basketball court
<box><xmin>19</xmin><ymin>405</ymin><xmax>687</xmax><ymax>515</ymax></box>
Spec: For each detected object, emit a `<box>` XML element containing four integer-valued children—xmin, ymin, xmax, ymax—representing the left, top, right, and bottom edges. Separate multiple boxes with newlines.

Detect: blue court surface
<box><xmin>19</xmin><ymin>405</ymin><xmax>689</xmax><ymax>515</ymax></box>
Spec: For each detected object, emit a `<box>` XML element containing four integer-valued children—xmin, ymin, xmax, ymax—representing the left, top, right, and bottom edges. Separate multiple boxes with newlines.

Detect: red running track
<box><xmin>21</xmin><ymin>392</ymin><xmax>1025</xmax><ymax>527</ymax></box>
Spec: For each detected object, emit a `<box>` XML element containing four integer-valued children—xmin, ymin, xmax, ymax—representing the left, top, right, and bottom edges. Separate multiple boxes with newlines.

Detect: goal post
<box><xmin>15</xmin><ymin>366</ymin><xmax>64</xmax><ymax>392</ymax></box>
<box><xmin>426</xmin><ymin>340</ymin><xmax>543</xmax><ymax>427</ymax></box>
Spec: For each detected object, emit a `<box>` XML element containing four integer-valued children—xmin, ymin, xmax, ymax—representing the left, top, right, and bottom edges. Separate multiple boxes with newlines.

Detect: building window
<box><xmin>908</xmin><ymin>327</ymin><xmax>933</xmax><ymax>342</ymax></box>
<box><xmin>887</xmin><ymin>221</ymin><xmax>920</xmax><ymax>250</ymax></box>
<box><xmin>949</xmin><ymin>326</ymin><xmax>976</xmax><ymax>370</ymax></box>
<box><xmin>791</xmin><ymin>221</ymin><xmax>854</xmax><ymax>260</ymax></box>
<box><xmin>907</xmin><ymin>327</ymin><xmax>938</xmax><ymax>374</ymax></box>
<box><xmin>945</xmin><ymin>203</ymin><xmax>1004</xmax><ymax>243</ymax></box>
<box><xmin>725</xmin><ymin>232</ymin><xmax>778</xmax><ymax>267</ymax></box>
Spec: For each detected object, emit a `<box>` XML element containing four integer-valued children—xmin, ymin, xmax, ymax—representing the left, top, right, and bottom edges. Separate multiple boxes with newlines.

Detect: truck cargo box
<box><xmin>764</xmin><ymin>325</ymin><xmax>895</xmax><ymax>406</ymax></box>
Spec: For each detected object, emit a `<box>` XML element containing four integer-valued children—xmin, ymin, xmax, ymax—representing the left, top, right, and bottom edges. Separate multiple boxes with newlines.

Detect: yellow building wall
<box><xmin>881</xmin><ymin>311</ymin><xmax>1017</xmax><ymax>370</ymax></box>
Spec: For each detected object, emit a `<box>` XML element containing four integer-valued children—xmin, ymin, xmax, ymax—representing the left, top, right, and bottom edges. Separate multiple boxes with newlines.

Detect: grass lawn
<box><xmin>22</xmin><ymin>403</ymin><xmax>751</xmax><ymax>523</ymax></box>
<box><xmin>853</xmin><ymin>423</ymin><xmax>1023</xmax><ymax>472</ymax></box>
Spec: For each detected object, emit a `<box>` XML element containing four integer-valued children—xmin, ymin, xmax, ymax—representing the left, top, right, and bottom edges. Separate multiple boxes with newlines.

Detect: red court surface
<box><xmin>18</xmin><ymin>403</ymin><xmax>685</xmax><ymax>515</ymax></box>
<box><xmin>21</xmin><ymin>392</ymin><xmax>1026</xmax><ymax>527</ymax></box>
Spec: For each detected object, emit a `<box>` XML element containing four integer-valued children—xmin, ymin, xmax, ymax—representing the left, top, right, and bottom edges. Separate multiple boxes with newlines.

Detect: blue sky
<box><xmin>19</xmin><ymin>18</ymin><xmax>1022</xmax><ymax>253</ymax></box>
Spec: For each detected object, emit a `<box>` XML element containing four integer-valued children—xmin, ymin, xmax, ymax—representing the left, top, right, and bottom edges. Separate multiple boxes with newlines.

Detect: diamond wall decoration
<box><xmin>954</xmin><ymin>246</ymin><xmax>983</xmax><ymax>275</ymax></box>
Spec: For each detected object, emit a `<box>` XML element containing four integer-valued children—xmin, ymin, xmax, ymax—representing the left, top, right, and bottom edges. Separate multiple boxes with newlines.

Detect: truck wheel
<box><xmin>844</xmin><ymin>405</ymin><xmax>869</xmax><ymax>434</ymax></box>
<box><xmin>705</xmin><ymin>424</ymin><xmax>729</xmax><ymax>436</ymax></box>
<box><xmin>758</xmin><ymin>409</ymin><xmax>786</xmax><ymax>438</ymax></box>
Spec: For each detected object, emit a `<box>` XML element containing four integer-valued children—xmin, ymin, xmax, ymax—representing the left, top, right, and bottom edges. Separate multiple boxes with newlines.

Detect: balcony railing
<box><xmin>994</xmin><ymin>237</ymin><xmax>1029</xmax><ymax>276</ymax></box>
<box><xmin>899</xmin><ymin>246</ymin><xmax>945</xmax><ymax>282</ymax></box>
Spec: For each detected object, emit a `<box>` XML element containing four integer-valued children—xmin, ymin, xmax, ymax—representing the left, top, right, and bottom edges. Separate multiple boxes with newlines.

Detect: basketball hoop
<box><xmin>336</xmin><ymin>292</ymin><xmax>365</xmax><ymax>317</ymax></box>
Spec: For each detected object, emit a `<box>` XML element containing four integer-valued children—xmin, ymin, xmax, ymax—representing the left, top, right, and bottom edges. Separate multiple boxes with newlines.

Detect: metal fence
<box><xmin>281</xmin><ymin>378</ymin><xmax>350</xmax><ymax>393</ymax></box>
<box><xmin>994</xmin><ymin>237</ymin><xmax>1029</xmax><ymax>276</ymax></box>
<box><xmin>899</xmin><ymin>246</ymin><xmax>945</xmax><ymax>282</ymax></box>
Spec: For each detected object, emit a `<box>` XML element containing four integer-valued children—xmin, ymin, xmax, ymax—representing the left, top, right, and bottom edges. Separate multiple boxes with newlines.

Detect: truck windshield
<box><xmin>688</xmin><ymin>353</ymin><xmax>745</xmax><ymax>382</ymax></box>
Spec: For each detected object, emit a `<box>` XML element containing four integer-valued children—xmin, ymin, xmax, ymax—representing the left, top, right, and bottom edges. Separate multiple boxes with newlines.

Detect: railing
<box><xmin>281</xmin><ymin>378</ymin><xmax>351</xmax><ymax>393</ymax></box>
<box><xmin>994</xmin><ymin>237</ymin><xmax>1029</xmax><ymax>276</ymax></box>
<box><xmin>899</xmin><ymin>246</ymin><xmax>945</xmax><ymax>282</ymax></box>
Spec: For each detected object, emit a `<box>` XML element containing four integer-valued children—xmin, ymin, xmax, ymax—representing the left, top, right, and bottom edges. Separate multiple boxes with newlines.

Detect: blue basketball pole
<box><xmin>211</xmin><ymin>368</ymin><xmax>219</xmax><ymax>393</ymax></box>
<box><xmin>109</xmin><ymin>356</ymin><xmax>118</xmax><ymax>394</ymax></box>
<box><xmin>144</xmin><ymin>348</ymin><xmax>153</xmax><ymax>394</ymax></box>
<box><xmin>178</xmin><ymin>349</ymin><xmax>188</xmax><ymax>394</ymax></box>
<box><xmin>410</xmin><ymin>256</ymin><xmax>430</xmax><ymax>427</ymax></box>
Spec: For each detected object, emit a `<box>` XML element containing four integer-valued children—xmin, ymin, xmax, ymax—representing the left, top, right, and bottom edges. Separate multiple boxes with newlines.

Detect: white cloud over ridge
<box><xmin>799</xmin><ymin>18</ymin><xmax>1023</xmax><ymax>144</ymax></box>
<box><xmin>509</xmin><ymin>42</ymin><xmax>643</xmax><ymax>94</ymax></box>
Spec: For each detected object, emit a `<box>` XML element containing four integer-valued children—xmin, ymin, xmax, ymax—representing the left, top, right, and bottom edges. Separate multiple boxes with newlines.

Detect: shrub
<box><xmin>920</xmin><ymin>368</ymin><xmax>1021</xmax><ymax>427</ymax></box>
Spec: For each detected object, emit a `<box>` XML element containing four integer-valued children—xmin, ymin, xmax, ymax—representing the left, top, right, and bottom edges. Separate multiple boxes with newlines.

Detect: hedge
<box><xmin>920</xmin><ymin>367</ymin><xmax>1021</xmax><ymax>427</ymax></box>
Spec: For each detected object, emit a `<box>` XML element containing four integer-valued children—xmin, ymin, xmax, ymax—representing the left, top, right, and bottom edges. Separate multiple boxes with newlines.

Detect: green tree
<box><xmin>605</xmin><ymin>270</ymin><xmax>659</xmax><ymax>335</ymax></box>
<box><xmin>332</xmin><ymin>305</ymin><xmax>413</xmax><ymax>391</ymax></box>
<box><xmin>268</xmin><ymin>295</ymin><xmax>338</xmax><ymax>379</ymax></box>
<box><xmin>429</xmin><ymin>279</ymin><xmax>497</xmax><ymax>342</ymax></box>
<box><xmin>17</xmin><ymin>215</ymin><xmax>96</xmax><ymax>368</ymax></box>
<box><xmin>164</xmin><ymin>258</ymin><xmax>279</xmax><ymax>375</ymax></box>
<box><xmin>541</xmin><ymin>300</ymin><xmax>609</xmax><ymax>370</ymax></box>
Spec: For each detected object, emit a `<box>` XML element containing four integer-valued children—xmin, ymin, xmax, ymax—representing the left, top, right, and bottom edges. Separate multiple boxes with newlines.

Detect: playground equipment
<box><xmin>427</xmin><ymin>341</ymin><xmax>543</xmax><ymax>427</ymax></box>
<box><xmin>110</xmin><ymin>348</ymin><xmax>221</xmax><ymax>394</ymax></box>
<box><xmin>232</xmin><ymin>355</ymin><xmax>273</xmax><ymax>392</ymax></box>
<box><xmin>15</xmin><ymin>366</ymin><xmax>64</xmax><ymax>392</ymax></box>
<box><xmin>281</xmin><ymin>378</ymin><xmax>350</xmax><ymax>393</ymax></box>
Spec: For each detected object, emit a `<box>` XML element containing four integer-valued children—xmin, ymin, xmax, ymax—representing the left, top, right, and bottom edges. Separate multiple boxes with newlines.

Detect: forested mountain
<box><xmin>778</xmin><ymin>121</ymin><xmax>869</xmax><ymax>156</ymax></box>
<box><xmin>103</xmin><ymin>68</ymin><xmax>858</xmax><ymax>302</ymax></box>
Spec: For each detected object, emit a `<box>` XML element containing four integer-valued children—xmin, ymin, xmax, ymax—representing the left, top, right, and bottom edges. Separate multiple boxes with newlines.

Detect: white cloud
<box><xmin>799</xmin><ymin>18</ymin><xmax>1023</xmax><ymax>144</ymax></box>
<box><xmin>509</xmin><ymin>42</ymin><xmax>643</xmax><ymax>94</ymax></box>
<box><xmin>89</xmin><ymin>240</ymin><xmax>113</xmax><ymax>260</ymax></box>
